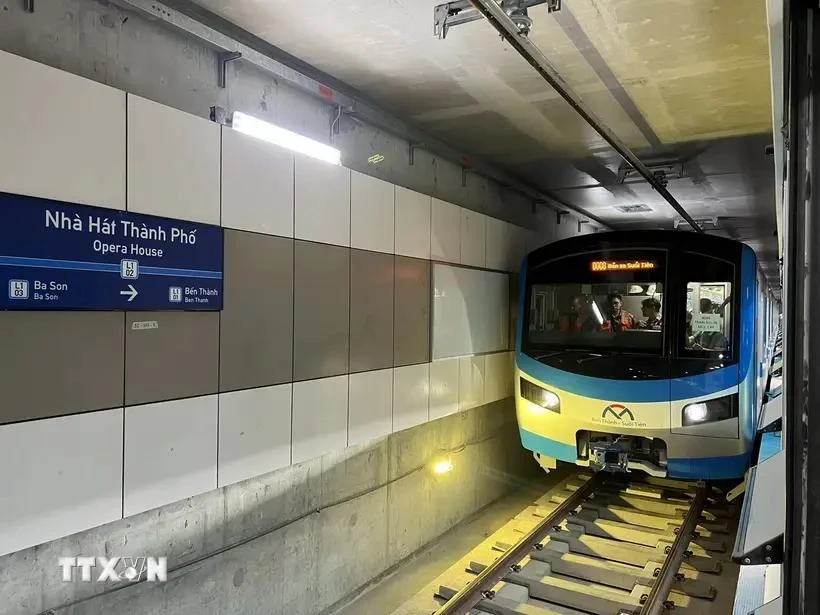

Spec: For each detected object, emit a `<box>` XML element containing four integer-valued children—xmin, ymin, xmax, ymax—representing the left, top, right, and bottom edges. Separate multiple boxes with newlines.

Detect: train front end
<box><xmin>515</xmin><ymin>231</ymin><xmax>756</xmax><ymax>481</ymax></box>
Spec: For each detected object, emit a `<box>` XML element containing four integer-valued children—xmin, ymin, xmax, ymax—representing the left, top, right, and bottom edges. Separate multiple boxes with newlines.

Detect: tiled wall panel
<box><xmin>0</xmin><ymin>409</ymin><xmax>123</xmax><ymax>557</ymax></box>
<box><xmin>429</xmin><ymin>358</ymin><xmax>460</xmax><ymax>421</ymax></box>
<box><xmin>125</xmin><ymin>312</ymin><xmax>219</xmax><ymax>406</ymax></box>
<box><xmin>459</xmin><ymin>355</ymin><xmax>486</xmax><ymax>411</ymax></box>
<box><xmin>461</xmin><ymin>209</ymin><xmax>486</xmax><ymax>268</ymax></box>
<box><xmin>218</xmin><ymin>385</ymin><xmax>292</xmax><ymax>487</ymax></box>
<box><xmin>220</xmin><ymin>231</ymin><xmax>294</xmax><ymax>391</ymax></box>
<box><xmin>485</xmin><ymin>352</ymin><xmax>513</xmax><ymax>403</ymax></box>
<box><xmin>292</xmin><ymin>376</ymin><xmax>348</xmax><ymax>464</ymax></box>
<box><xmin>431</xmin><ymin>198</ymin><xmax>461</xmax><ymax>263</ymax></box>
<box><xmin>294</xmin><ymin>155</ymin><xmax>351</xmax><ymax>246</ymax></box>
<box><xmin>0</xmin><ymin>312</ymin><xmax>125</xmax><ymax>425</ymax></box>
<box><xmin>293</xmin><ymin>241</ymin><xmax>350</xmax><ymax>381</ymax></box>
<box><xmin>350</xmin><ymin>249</ymin><xmax>394</xmax><ymax>373</ymax></box>
<box><xmin>393</xmin><ymin>256</ymin><xmax>431</xmax><ymax>367</ymax></box>
<box><xmin>393</xmin><ymin>363</ymin><xmax>430</xmax><ymax>432</ymax></box>
<box><xmin>126</xmin><ymin>94</ymin><xmax>220</xmax><ymax>224</ymax></box>
<box><xmin>394</xmin><ymin>186</ymin><xmax>431</xmax><ymax>260</ymax></box>
<box><xmin>0</xmin><ymin>54</ymin><xmax>535</xmax><ymax>556</ymax></box>
<box><xmin>221</xmin><ymin>128</ymin><xmax>294</xmax><ymax>236</ymax></box>
<box><xmin>123</xmin><ymin>396</ymin><xmax>218</xmax><ymax>517</ymax></box>
<box><xmin>351</xmin><ymin>171</ymin><xmax>394</xmax><ymax>254</ymax></box>
<box><xmin>348</xmin><ymin>369</ymin><xmax>393</xmax><ymax>446</ymax></box>
<box><xmin>0</xmin><ymin>50</ymin><xmax>126</xmax><ymax>209</ymax></box>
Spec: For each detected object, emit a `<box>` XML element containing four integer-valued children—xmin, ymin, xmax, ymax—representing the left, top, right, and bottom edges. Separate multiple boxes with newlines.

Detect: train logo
<box><xmin>602</xmin><ymin>404</ymin><xmax>635</xmax><ymax>422</ymax></box>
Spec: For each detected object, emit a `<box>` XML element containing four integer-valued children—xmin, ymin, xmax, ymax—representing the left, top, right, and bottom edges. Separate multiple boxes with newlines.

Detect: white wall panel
<box><xmin>431</xmin><ymin>198</ymin><xmax>461</xmax><ymax>263</ymax></box>
<box><xmin>511</xmin><ymin>225</ymin><xmax>531</xmax><ymax>271</ymax></box>
<box><xmin>461</xmin><ymin>209</ymin><xmax>486</xmax><ymax>268</ymax></box>
<box><xmin>485</xmin><ymin>217</ymin><xmax>511</xmax><ymax>271</ymax></box>
<box><xmin>393</xmin><ymin>363</ymin><xmax>430</xmax><ymax>432</ymax></box>
<box><xmin>485</xmin><ymin>352</ymin><xmax>514</xmax><ymax>403</ymax></box>
<box><xmin>292</xmin><ymin>375</ymin><xmax>348</xmax><ymax>464</ymax></box>
<box><xmin>394</xmin><ymin>186</ymin><xmax>431</xmax><ymax>259</ymax></box>
<box><xmin>459</xmin><ymin>356</ymin><xmax>486</xmax><ymax>411</ymax></box>
<box><xmin>221</xmin><ymin>127</ymin><xmax>294</xmax><ymax>237</ymax></box>
<box><xmin>483</xmin><ymin>270</ymin><xmax>511</xmax><ymax>352</ymax></box>
<box><xmin>433</xmin><ymin>265</ymin><xmax>510</xmax><ymax>359</ymax></box>
<box><xmin>351</xmin><ymin>171</ymin><xmax>395</xmax><ymax>254</ymax></box>
<box><xmin>0</xmin><ymin>50</ymin><xmax>125</xmax><ymax>209</ymax></box>
<box><xmin>127</xmin><ymin>94</ymin><xmax>220</xmax><ymax>224</ymax></box>
<box><xmin>294</xmin><ymin>155</ymin><xmax>351</xmax><ymax>246</ymax></box>
<box><xmin>0</xmin><ymin>409</ymin><xmax>123</xmax><ymax>557</ymax></box>
<box><xmin>432</xmin><ymin>264</ymin><xmax>472</xmax><ymax>359</ymax></box>
<box><xmin>349</xmin><ymin>368</ymin><xmax>393</xmax><ymax>446</ymax></box>
<box><xmin>218</xmin><ymin>385</ymin><xmax>292</xmax><ymax>488</ymax></box>
<box><xmin>430</xmin><ymin>358</ymin><xmax>460</xmax><ymax>421</ymax></box>
<box><xmin>124</xmin><ymin>396</ymin><xmax>217</xmax><ymax>517</ymax></box>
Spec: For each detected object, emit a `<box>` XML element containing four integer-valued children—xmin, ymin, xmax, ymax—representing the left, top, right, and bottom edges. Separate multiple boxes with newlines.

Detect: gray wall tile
<box><xmin>293</xmin><ymin>241</ymin><xmax>350</xmax><ymax>381</ymax></box>
<box><xmin>220</xmin><ymin>230</ymin><xmax>294</xmax><ymax>392</ymax></box>
<box><xmin>0</xmin><ymin>312</ymin><xmax>124</xmax><ymax>424</ymax></box>
<box><xmin>125</xmin><ymin>312</ymin><xmax>219</xmax><ymax>406</ymax></box>
<box><xmin>350</xmin><ymin>249</ymin><xmax>394</xmax><ymax>373</ymax></box>
<box><xmin>394</xmin><ymin>256</ymin><xmax>431</xmax><ymax>367</ymax></box>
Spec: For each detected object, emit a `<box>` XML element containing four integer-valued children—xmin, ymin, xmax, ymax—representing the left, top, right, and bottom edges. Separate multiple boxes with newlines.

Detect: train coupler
<box><xmin>588</xmin><ymin>441</ymin><xmax>630</xmax><ymax>473</ymax></box>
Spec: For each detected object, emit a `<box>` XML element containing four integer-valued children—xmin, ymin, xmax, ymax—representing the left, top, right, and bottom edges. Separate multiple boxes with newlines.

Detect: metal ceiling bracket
<box><xmin>434</xmin><ymin>0</ymin><xmax>556</xmax><ymax>39</ymax></box>
<box><xmin>462</xmin><ymin>166</ymin><xmax>468</xmax><ymax>187</ymax></box>
<box><xmin>462</xmin><ymin>0</ymin><xmax>703</xmax><ymax>232</ymax></box>
<box><xmin>556</xmin><ymin>210</ymin><xmax>569</xmax><ymax>225</ymax></box>
<box><xmin>217</xmin><ymin>51</ymin><xmax>242</xmax><ymax>89</ymax></box>
<box><xmin>23</xmin><ymin>0</ymin><xmax>34</xmax><ymax>12</ymax></box>
<box><xmin>209</xmin><ymin>105</ymin><xmax>228</xmax><ymax>125</ymax></box>
<box><xmin>409</xmin><ymin>143</ymin><xmax>416</xmax><ymax>166</ymax></box>
<box><xmin>578</xmin><ymin>219</ymin><xmax>589</xmax><ymax>233</ymax></box>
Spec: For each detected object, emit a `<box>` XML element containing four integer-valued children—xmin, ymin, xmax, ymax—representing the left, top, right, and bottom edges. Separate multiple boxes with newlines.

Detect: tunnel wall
<box><xmin>0</xmin><ymin>4</ymin><xmax>588</xmax><ymax>611</ymax></box>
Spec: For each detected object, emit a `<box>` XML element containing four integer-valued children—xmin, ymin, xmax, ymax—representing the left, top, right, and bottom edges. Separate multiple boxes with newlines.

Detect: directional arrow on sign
<box><xmin>120</xmin><ymin>284</ymin><xmax>138</xmax><ymax>302</ymax></box>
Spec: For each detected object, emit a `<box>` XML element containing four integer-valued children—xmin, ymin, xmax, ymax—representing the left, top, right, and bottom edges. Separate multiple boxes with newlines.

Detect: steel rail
<box><xmin>639</xmin><ymin>482</ymin><xmax>710</xmax><ymax>615</ymax></box>
<box><xmin>432</xmin><ymin>471</ymin><xmax>605</xmax><ymax>615</ymax></box>
<box><xmin>466</xmin><ymin>0</ymin><xmax>704</xmax><ymax>233</ymax></box>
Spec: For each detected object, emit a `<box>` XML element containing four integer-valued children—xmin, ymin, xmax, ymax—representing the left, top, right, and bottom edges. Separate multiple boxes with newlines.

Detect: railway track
<box><xmin>430</xmin><ymin>471</ymin><xmax>739</xmax><ymax>615</ymax></box>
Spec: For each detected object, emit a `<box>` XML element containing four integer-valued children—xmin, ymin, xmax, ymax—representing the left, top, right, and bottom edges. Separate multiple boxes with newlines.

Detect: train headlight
<box><xmin>520</xmin><ymin>378</ymin><xmax>560</xmax><ymax>413</ymax></box>
<box><xmin>682</xmin><ymin>394</ymin><xmax>737</xmax><ymax>426</ymax></box>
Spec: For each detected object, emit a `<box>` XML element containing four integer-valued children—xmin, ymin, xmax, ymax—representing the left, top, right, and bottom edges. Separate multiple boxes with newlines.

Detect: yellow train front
<box><xmin>515</xmin><ymin>230</ymin><xmax>775</xmax><ymax>480</ymax></box>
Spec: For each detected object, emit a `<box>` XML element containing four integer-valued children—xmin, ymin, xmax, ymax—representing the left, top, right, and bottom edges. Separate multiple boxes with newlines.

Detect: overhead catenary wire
<box><xmin>466</xmin><ymin>0</ymin><xmax>705</xmax><ymax>233</ymax></box>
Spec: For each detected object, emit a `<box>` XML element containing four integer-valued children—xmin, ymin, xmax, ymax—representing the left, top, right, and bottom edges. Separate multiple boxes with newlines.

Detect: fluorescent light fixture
<box><xmin>231</xmin><ymin>111</ymin><xmax>341</xmax><ymax>165</ymax></box>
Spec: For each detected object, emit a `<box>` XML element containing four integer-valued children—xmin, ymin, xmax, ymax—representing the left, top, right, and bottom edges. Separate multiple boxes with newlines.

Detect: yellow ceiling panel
<box><xmin>563</xmin><ymin>0</ymin><xmax>773</xmax><ymax>143</ymax></box>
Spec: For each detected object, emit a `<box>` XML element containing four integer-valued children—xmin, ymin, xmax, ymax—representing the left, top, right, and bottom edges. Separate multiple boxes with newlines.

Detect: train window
<box><xmin>525</xmin><ymin>248</ymin><xmax>667</xmax><ymax>354</ymax></box>
<box><xmin>681</xmin><ymin>252</ymin><xmax>734</xmax><ymax>358</ymax></box>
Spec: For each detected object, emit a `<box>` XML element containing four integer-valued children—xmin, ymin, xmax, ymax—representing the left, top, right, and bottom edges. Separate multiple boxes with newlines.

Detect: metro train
<box><xmin>515</xmin><ymin>230</ymin><xmax>776</xmax><ymax>480</ymax></box>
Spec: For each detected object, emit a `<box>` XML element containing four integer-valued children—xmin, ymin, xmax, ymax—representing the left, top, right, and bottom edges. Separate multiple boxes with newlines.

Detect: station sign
<box><xmin>0</xmin><ymin>192</ymin><xmax>223</xmax><ymax>311</ymax></box>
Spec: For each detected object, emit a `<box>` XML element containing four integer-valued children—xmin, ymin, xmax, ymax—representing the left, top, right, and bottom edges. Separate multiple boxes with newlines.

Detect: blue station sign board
<box><xmin>0</xmin><ymin>192</ymin><xmax>223</xmax><ymax>310</ymax></box>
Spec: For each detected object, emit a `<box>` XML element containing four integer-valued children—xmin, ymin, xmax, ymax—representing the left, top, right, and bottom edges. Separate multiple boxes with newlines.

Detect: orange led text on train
<box><xmin>589</xmin><ymin>260</ymin><xmax>656</xmax><ymax>272</ymax></box>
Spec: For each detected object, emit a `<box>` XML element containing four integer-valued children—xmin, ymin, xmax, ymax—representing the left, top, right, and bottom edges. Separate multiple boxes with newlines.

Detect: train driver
<box><xmin>601</xmin><ymin>293</ymin><xmax>635</xmax><ymax>332</ymax></box>
<box><xmin>558</xmin><ymin>295</ymin><xmax>596</xmax><ymax>332</ymax></box>
<box><xmin>639</xmin><ymin>297</ymin><xmax>662</xmax><ymax>330</ymax></box>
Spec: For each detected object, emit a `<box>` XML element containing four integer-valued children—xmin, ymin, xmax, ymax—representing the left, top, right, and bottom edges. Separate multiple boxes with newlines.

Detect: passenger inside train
<box><xmin>639</xmin><ymin>297</ymin><xmax>662</xmax><ymax>330</ymax></box>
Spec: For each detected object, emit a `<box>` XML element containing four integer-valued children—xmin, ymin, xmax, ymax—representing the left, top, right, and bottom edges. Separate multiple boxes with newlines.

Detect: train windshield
<box><xmin>525</xmin><ymin>249</ymin><xmax>666</xmax><ymax>354</ymax></box>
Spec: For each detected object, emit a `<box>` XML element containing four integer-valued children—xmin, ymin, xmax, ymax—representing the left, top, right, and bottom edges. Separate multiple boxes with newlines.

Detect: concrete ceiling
<box><xmin>185</xmin><ymin>0</ymin><xmax>778</xmax><ymax>282</ymax></box>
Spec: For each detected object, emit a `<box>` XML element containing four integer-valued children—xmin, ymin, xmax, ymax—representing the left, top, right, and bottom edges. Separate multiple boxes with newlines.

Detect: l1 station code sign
<box><xmin>0</xmin><ymin>193</ymin><xmax>223</xmax><ymax>311</ymax></box>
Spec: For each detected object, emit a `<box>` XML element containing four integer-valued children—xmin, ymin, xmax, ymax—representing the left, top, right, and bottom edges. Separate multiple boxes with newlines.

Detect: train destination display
<box><xmin>0</xmin><ymin>193</ymin><xmax>223</xmax><ymax>310</ymax></box>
